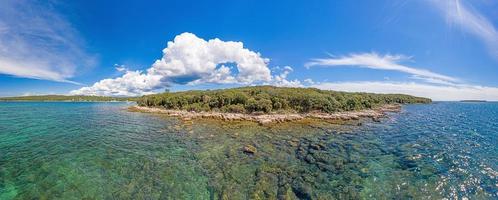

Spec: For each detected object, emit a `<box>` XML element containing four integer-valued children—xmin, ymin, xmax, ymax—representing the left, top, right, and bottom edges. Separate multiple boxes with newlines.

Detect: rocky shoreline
<box><xmin>129</xmin><ymin>104</ymin><xmax>402</xmax><ymax>125</ymax></box>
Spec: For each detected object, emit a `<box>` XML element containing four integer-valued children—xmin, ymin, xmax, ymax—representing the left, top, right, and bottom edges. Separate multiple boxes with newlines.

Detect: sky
<box><xmin>1</xmin><ymin>0</ymin><xmax>498</xmax><ymax>101</ymax></box>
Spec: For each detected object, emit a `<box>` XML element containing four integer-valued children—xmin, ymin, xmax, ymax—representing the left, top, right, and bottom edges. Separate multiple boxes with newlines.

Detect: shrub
<box><xmin>137</xmin><ymin>86</ymin><xmax>431</xmax><ymax>114</ymax></box>
<box><xmin>222</xmin><ymin>104</ymin><xmax>246</xmax><ymax>113</ymax></box>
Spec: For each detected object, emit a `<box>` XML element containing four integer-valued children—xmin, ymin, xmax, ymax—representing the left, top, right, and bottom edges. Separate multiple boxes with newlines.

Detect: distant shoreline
<box><xmin>460</xmin><ymin>100</ymin><xmax>487</xmax><ymax>103</ymax></box>
<box><xmin>129</xmin><ymin>104</ymin><xmax>402</xmax><ymax>125</ymax></box>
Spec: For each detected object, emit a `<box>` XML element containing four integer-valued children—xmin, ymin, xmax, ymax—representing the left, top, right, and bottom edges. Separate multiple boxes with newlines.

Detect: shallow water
<box><xmin>0</xmin><ymin>102</ymin><xmax>496</xmax><ymax>199</ymax></box>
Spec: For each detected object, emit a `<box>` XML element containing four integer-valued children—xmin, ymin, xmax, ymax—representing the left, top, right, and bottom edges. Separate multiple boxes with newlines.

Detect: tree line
<box><xmin>137</xmin><ymin>86</ymin><xmax>431</xmax><ymax>114</ymax></box>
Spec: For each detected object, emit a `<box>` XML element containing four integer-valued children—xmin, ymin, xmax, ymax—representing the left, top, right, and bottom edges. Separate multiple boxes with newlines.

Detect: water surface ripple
<box><xmin>0</xmin><ymin>102</ymin><xmax>496</xmax><ymax>199</ymax></box>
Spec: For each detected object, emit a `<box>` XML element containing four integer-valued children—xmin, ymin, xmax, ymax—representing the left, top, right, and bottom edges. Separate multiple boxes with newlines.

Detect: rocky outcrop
<box><xmin>243</xmin><ymin>145</ymin><xmax>257</xmax><ymax>154</ymax></box>
<box><xmin>128</xmin><ymin>104</ymin><xmax>402</xmax><ymax>125</ymax></box>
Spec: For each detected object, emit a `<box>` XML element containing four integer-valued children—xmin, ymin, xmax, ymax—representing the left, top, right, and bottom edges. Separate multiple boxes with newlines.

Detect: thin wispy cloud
<box><xmin>305</xmin><ymin>52</ymin><xmax>459</xmax><ymax>85</ymax></box>
<box><xmin>303</xmin><ymin>51</ymin><xmax>498</xmax><ymax>100</ymax></box>
<box><xmin>429</xmin><ymin>0</ymin><xmax>498</xmax><ymax>58</ymax></box>
<box><xmin>312</xmin><ymin>81</ymin><xmax>498</xmax><ymax>101</ymax></box>
<box><xmin>0</xmin><ymin>0</ymin><xmax>94</xmax><ymax>83</ymax></box>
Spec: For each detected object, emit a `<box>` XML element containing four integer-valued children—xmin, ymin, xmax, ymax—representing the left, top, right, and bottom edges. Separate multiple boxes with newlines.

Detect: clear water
<box><xmin>0</xmin><ymin>102</ymin><xmax>496</xmax><ymax>199</ymax></box>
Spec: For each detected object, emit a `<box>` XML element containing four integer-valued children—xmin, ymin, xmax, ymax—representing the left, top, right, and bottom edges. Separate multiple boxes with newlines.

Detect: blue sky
<box><xmin>1</xmin><ymin>0</ymin><xmax>498</xmax><ymax>100</ymax></box>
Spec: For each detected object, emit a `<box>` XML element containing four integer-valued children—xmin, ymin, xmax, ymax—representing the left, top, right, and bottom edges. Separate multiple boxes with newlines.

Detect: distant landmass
<box><xmin>460</xmin><ymin>100</ymin><xmax>487</xmax><ymax>102</ymax></box>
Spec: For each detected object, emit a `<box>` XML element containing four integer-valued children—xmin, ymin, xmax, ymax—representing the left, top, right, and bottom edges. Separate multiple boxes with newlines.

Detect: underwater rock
<box><xmin>243</xmin><ymin>145</ymin><xmax>257</xmax><ymax>154</ymax></box>
<box><xmin>304</xmin><ymin>154</ymin><xmax>316</xmax><ymax>164</ymax></box>
<box><xmin>252</xmin><ymin>171</ymin><xmax>279</xmax><ymax>199</ymax></box>
<box><xmin>277</xmin><ymin>191</ymin><xmax>294</xmax><ymax>200</ymax></box>
<box><xmin>288</xmin><ymin>140</ymin><xmax>298</xmax><ymax>147</ymax></box>
<box><xmin>309</xmin><ymin>143</ymin><xmax>322</xmax><ymax>150</ymax></box>
<box><xmin>291</xmin><ymin>181</ymin><xmax>312</xmax><ymax>200</ymax></box>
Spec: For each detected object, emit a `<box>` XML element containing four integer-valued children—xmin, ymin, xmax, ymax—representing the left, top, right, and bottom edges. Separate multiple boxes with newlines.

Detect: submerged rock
<box><xmin>288</xmin><ymin>140</ymin><xmax>299</xmax><ymax>147</ymax></box>
<box><xmin>243</xmin><ymin>145</ymin><xmax>257</xmax><ymax>154</ymax></box>
<box><xmin>291</xmin><ymin>181</ymin><xmax>312</xmax><ymax>200</ymax></box>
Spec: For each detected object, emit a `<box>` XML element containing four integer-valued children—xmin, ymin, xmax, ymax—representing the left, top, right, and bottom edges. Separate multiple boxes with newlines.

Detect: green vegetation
<box><xmin>1</xmin><ymin>86</ymin><xmax>431</xmax><ymax>112</ymax></box>
<box><xmin>0</xmin><ymin>95</ymin><xmax>135</xmax><ymax>102</ymax></box>
<box><xmin>137</xmin><ymin>86</ymin><xmax>431</xmax><ymax>114</ymax></box>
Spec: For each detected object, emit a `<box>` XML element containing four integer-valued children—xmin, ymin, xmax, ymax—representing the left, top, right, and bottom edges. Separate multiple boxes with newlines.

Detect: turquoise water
<box><xmin>0</xmin><ymin>102</ymin><xmax>497</xmax><ymax>199</ymax></box>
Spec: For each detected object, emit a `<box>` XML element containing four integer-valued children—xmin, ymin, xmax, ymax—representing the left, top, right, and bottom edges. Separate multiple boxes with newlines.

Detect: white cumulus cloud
<box><xmin>72</xmin><ymin>33</ymin><xmax>273</xmax><ymax>96</ymax></box>
<box><xmin>304</xmin><ymin>78</ymin><xmax>315</xmax><ymax>85</ymax></box>
<box><xmin>270</xmin><ymin>66</ymin><xmax>303</xmax><ymax>87</ymax></box>
<box><xmin>71</xmin><ymin>70</ymin><xmax>164</xmax><ymax>96</ymax></box>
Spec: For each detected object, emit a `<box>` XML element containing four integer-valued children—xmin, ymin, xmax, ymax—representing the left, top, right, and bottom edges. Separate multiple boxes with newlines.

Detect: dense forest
<box><xmin>137</xmin><ymin>86</ymin><xmax>431</xmax><ymax>114</ymax></box>
<box><xmin>0</xmin><ymin>95</ymin><xmax>135</xmax><ymax>102</ymax></box>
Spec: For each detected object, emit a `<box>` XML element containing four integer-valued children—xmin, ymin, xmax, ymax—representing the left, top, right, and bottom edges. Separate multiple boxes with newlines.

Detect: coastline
<box><xmin>129</xmin><ymin>104</ymin><xmax>402</xmax><ymax>125</ymax></box>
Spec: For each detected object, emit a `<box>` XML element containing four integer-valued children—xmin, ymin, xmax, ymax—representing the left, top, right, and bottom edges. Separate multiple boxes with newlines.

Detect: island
<box><xmin>0</xmin><ymin>86</ymin><xmax>432</xmax><ymax>124</ymax></box>
<box><xmin>132</xmin><ymin>86</ymin><xmax>431</xmax><ymax>124</ymax></box>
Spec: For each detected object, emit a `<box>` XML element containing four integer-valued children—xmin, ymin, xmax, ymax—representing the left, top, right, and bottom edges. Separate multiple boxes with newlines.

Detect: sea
<box><xmin>0</xmin><ymin>102</ymin><xmax>496</xmax><ymax>199</ymax></box>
